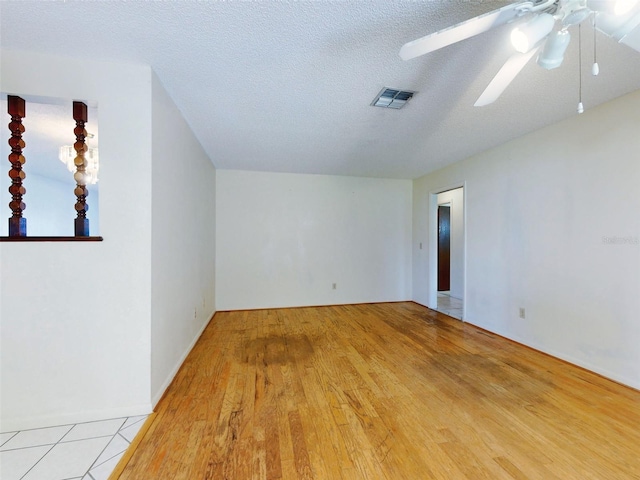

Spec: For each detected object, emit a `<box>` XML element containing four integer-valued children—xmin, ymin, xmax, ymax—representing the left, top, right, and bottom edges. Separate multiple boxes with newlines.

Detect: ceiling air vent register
<box><xmin>371</xmin><ymin>88</ymin><xmax>416</xmax><ymax>109</ymax></box>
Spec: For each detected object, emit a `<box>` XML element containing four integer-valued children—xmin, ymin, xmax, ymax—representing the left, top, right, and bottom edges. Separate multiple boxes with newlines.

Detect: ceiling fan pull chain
<box><xmin>578</xmin><ymin>23</ymin><xmax>584</xmax><ymax>114</ymax></box>
<box><xmin>592</xmin><ymin>14</ymin><xmax>600</xmax><ymax>76</ymax></box>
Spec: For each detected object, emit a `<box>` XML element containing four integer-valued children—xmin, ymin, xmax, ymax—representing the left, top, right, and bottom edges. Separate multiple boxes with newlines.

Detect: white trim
<box><xmin>151</xmin><ymin>309</ymin><xmax>216</xmax><ymax>407</ymax></box>
<box><xmin>464</xmin><ymin>320</ymin><xmax>640</xmax><ymax>391</ymax></box>
<box><xmin>429</xmin><ymin>182</ymin><xmax>466</xmax><ymax>319</ymax></box>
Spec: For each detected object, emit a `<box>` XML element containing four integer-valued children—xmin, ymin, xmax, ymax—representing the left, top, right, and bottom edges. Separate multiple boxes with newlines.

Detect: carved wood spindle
<box><xmin>7</xmin><ymin>95</ymin><xmax>27</xmax><ymax>237</ymax></box>
<box><xmin>73</xmin><ymin>101</ymin><xmax>90</xmax><ymax>236</ymax></box>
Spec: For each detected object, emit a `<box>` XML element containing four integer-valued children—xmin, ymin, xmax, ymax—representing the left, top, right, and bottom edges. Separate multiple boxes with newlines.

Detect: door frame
<box><xmin>428</xmin><ymin>183</ymin><xmax>467</xmax><ymax>319</ymax></box>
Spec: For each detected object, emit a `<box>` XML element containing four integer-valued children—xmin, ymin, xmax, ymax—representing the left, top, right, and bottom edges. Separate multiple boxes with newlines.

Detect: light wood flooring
<box><xmin>116</xmin><ymin>302</ymin><xmax>640</xmax><ymax>479</ymax></box>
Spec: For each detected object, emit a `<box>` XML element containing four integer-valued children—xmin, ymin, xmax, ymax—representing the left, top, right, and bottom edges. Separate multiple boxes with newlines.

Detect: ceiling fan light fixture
<box><xmin>586</xmin><ymin>0</ymin><xmax>612</xmax><ymax>13</ymax></box>
<box><xmin>615</xmin><ymin>0</ymin><xmax>638</xmax><ymax>15</ymax></box>
<box><xmin>587</xmin><ymin>0</ymin><xmax>638</xmax><ymax>15</ymax></box>
<box><xmin>511</xmin><ymin>13</ymin><xmax>556</xmax><ymax>53</ymax></box>
<box><xmin>537</xmin><ymin>29</ymin><xmax>571</xmax><ymax>69</ymax></box>
<box><xmin>596</xmin><ymin>6</ymin><xmax>640</xmax><ymax>47</ymax></box>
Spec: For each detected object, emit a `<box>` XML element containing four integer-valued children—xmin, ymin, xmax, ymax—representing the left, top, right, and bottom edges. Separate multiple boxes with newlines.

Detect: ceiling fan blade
<box><xmin>474</xmin><ymin>46</ymin><xmax>540</xmax><ymax>107</ymax></box>
<box><xmin>400</xmin><ymin>1</ymin><xmax>532</xmax><ymax>61</ymax></box>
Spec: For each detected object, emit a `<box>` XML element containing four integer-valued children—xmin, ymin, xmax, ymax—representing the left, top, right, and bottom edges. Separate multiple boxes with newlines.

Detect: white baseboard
<box><xmin>464</xmin><ymin>319</ymin><xmax>640</xmax><ymax>391</ymax></box>
<box><xmin>151</xmin><ymin>309</ymin><xmax>216</xmax><ymax>407</ymax></box>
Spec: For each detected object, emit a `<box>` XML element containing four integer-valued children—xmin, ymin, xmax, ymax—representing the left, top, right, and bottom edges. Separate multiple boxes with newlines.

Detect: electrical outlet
<box><xmin>332</xmin><ymin>283</ymin><xmax>337</xmax><ymax>290</ymax></box>
<box><xmin>519</xmin><ymin>307</ymin><xmax>525</xmax><ymax>319</ymax></box>
<box><xmin>419</xmin><ymin>242</ymin><xmax>423</xmax><ymax>249</ymax></box>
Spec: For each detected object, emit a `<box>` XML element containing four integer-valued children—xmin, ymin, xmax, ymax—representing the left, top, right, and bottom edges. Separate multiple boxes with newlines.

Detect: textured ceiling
<box><xmin>1</xmin><ymin>0</ymin><xmax>640</xmax><ymax>179</ymax></box>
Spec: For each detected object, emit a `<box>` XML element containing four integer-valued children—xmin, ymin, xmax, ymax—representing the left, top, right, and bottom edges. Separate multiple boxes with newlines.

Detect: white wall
<box><xmin>436</xmin><ymin>188</ymin><xmax>464</xmax><ymax>299</ymax></box>
<box><xmin>413</xmin><ymin>90</ymin><xmax>640</xmax><ymax>389</ymax></box>
<box><xmin>216</xmin><ymin>170</ymin><xmax>412</xmax><ymax>311</ymax></box>
<box><xmin>0</xmin><ymin>49</ymin><xmax>153</xmax><ymax>431</ymax></box>
<box><xmin>150</xmin><ymin>72</ymin><xmax>216</xmax><ymax>405</ymax></box>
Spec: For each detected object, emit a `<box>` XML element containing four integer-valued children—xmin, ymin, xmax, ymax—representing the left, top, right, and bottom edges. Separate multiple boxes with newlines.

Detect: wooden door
<box><xmin>438</xmin><ymin>205</ymin><xmax>450</xmax><ymax>291</ymax></box>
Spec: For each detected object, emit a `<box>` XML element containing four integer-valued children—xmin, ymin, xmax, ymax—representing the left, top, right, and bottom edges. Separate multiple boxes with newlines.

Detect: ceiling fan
<box><xmin>400</xmin><ymin>0</ymin><xmax>640</xmax><ymax>107</ymax></box>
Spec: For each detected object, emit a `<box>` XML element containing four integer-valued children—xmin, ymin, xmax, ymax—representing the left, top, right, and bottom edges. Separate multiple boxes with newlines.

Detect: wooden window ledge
<box><xmin>0</xmin><ymin>236</ymin><xmax>103</xmax><ymax>242</ymax></box>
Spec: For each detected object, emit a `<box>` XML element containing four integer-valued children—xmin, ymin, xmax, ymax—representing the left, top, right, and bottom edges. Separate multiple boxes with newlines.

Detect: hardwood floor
<box><xmin>116</xmin><ymin>303</ymin><xmax>640</xmax><ymax>479</ymax></box>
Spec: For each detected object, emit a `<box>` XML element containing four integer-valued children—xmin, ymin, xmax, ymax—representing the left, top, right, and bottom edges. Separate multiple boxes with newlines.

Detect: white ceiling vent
<box><xmin>371</xmin><ymin>88</ymin><xmax>415</xmax><ymax>109</ymax></box>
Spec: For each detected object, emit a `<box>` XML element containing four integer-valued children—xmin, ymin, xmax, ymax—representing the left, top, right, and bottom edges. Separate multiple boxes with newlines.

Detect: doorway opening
<box><xmin>430</xmin><ymin>186</ymin><xmax>464</xmax><ymax>320</ymax></box>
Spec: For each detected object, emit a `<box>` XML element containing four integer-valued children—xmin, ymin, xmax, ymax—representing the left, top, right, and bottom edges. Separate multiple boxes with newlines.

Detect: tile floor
<box><xmin>0</xmin><ymin>415</ymin><xmax>148</xmax><ymax>480</ymax></box>
<box><xmin>436</xmin><ymin>291</ymin><xmax>463</xmax><ymax>319</ymax></box>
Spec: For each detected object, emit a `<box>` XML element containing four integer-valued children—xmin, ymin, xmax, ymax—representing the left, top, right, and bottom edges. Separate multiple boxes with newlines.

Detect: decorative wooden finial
<box><xmin>72</xmin><ymin>101</ymin><xmax>90</xmax><ymax>236</ymax></box>
<box><xmin>7</xmin><ymin>95</ymin><xmax>27</xmax><ymax>237</ymax></box>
